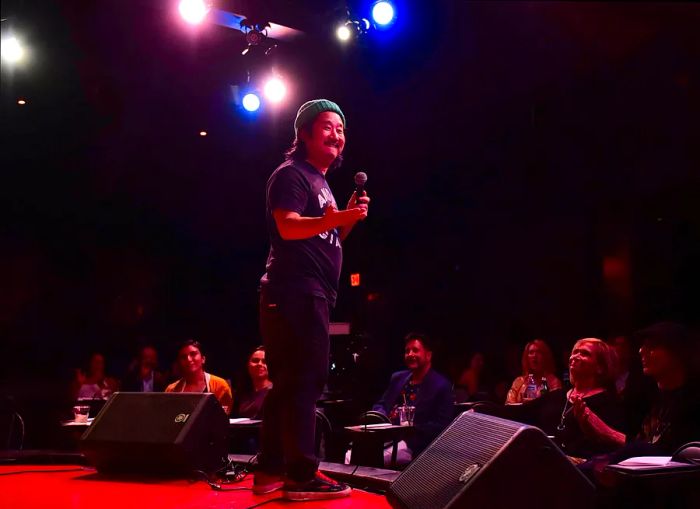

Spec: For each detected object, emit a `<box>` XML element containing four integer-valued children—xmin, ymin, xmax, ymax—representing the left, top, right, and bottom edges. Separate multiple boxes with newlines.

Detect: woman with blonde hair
<box><xmin>506</xmin><ymin>339</ymin><xmax>562</xmax><ymax>404</ymax></box>
<box><xmin>506</xmin><ymin>338</ymin><xmax>624</xmax><ymax>460</ymax></box>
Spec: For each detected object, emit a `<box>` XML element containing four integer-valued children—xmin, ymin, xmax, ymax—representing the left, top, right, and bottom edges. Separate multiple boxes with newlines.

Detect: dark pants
<box><xmin>258</xmin><ymin>288</ymin><xmax>330</xmax><ymax>482</ymax></box>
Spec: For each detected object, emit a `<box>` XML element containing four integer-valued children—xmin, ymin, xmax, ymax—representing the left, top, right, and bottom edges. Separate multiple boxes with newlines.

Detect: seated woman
<box><xmin>73</xmin><ymin>352</ymin><xmax>120</xmax><ymax>400</ymax></box>
<box><xmin>454</xmin><ymin>352</ymin><xmax>492</xmax><ymax>403</ymax></box>
<box><xmin>165</xmin><ymin>339</ymin><xmax>233</xmax><ymax>415</ymax></box>
<box><xmin>506</xmin><ymin>339</ymin><xmax>562</xmax><ymax>404</ymax></box>
<box><xmin>506</xmin><ymin>338</ymin><xmax>624</xmax><ymax>461</ymax></box>
<box><xmin>232</xmin><ymin>346</ymin><xmax>272</xmax><ymax>419</ymax></box>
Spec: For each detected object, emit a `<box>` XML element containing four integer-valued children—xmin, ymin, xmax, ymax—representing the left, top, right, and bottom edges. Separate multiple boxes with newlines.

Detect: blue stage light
<box><xmin>242</xmin><ymin>93</ymin><xmax>261</xmax><ymax>112</ymax></box>
<box><xmin>371</xmin><ymin>1</ymin><xmax>395</xmax><ymax>26</ymax></box>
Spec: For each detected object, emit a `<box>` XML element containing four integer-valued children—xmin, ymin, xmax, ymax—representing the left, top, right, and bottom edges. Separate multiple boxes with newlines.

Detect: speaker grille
<box><xmin>389</xmin><ymin>412</ymin><xmax>526</xmax><ymax>509</ymax></box>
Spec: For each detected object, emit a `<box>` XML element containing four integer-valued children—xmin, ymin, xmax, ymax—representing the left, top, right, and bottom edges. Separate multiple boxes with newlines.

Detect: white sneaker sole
<box><xmin>283</xmin><ymin>486</ymin><xmax>352</xmax><ymax>501</ymax></box>
<box><xmin>252</xmin><ymin>481</ymin><xmax>284</xmax><ymax>495</ymax></box>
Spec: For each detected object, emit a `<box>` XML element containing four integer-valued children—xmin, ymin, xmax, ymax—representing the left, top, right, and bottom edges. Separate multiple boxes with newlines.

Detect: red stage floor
<box><xmin>0</xmin><ymin>465</ymin><xmax>391</xmax><ymax>509</ymax></box>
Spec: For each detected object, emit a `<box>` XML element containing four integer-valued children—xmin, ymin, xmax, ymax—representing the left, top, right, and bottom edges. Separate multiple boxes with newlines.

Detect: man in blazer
<box><xmin>373</xmin><ymin>332</ymin><xmax>455</xmax><ymax>459</ymax></box>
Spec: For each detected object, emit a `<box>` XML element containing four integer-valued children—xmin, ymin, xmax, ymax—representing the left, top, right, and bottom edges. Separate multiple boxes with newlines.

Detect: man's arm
<box><xmin>273</xmin><ymin>205</ymin><xmax>366</xmax><ymax>241</ymax></box>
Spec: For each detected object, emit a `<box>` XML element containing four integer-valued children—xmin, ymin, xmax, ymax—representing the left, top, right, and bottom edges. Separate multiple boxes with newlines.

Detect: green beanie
<box><xmin>294</xmin><ymin>99</ymin><xmax>346</xmax><ymax>135</ymax></box>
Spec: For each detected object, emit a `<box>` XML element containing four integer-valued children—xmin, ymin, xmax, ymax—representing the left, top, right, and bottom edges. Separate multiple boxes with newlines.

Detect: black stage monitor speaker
<box><xmin>387</xmin><ymin>411</ymin><xmax>594</xmax><ymax>509</ymax></box>
<box><xmin>80</xmin><ymin>392</ymin><xmax>229</xmax><ymax>475</ymax></box>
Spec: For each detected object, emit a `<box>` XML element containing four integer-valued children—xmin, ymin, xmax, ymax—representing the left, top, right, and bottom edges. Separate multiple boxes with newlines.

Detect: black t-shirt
<box><xmin>636</xmin><ymin>385</ymin><xmax>700</xmax><ymax>454</ymax></box>
<box><xmin>260</xmin><ymin>159</ymin><xmax>342</xmax><ymax>306</ymax></box>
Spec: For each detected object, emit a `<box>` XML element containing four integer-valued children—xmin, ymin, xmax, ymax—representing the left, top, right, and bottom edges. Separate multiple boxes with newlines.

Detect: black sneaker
<box><xmin>283</xmin><ymin>471</ymin><xmax>352</xmax><ymax>501</ymax></box>
<box><xmin>252</xmin><ymin>471</ymin><xmax>285</xmax><ymax>495</ymax></box>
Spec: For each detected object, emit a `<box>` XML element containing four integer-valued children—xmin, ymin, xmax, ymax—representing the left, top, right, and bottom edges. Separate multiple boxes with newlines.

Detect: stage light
<box><xmin>242</xmin><ymin>92</ymin><xmax>261</xmax><ymax>112</ymax></box>
<box><xmin>263</xmin><ymin>77</ymin><xmax>286</xmax><ymax>103</ymax></box>
<box><xmin>17</xmin><ymin>99</ymin><xmax>26</xmax><ymax>105</ymax></box>
<box><xmin>336</xmin><ymin>24</ymin><xmax>351</xmax><ymax>42</ymax></box>
<box><xmin>1</xmin><ymin>36</ymin><xmax>25</xmax><ymax>64</ymax></box>
<box><xmin>199</xmin><ymin>130</ymin><xmax>207</xmax><ymax>136</ymax></box>
<box><xmin>371</xmin><ymin>1</ymin><xmax>395</xmax><ymax>26</ymax></box>
<box><xmin>178</xmin><ymin>0</ymin><xmax>209</xmax><ymax>25</ymax></box>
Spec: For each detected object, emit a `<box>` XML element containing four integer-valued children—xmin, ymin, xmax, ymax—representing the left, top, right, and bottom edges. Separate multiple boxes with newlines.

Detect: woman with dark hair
<box><xmin>233</xmin><ymin>346</ymin><xmax>273</xmax><ymax>419</ymax></box>
<box><xmin>506</xmin><ymin>339</ymin><xmax>562</xmax><ymax>404</ymax></box>
<box><xmin>165</xmin><ymin>340</ymin><xmax>233</xmax><ymax>414</ymax></box>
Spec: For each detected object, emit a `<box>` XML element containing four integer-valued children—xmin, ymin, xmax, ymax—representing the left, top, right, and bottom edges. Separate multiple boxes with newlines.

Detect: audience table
<box><xmin>344</xmin><ymin>423</ymin><xmax>415</xmax><ymax>469</ymax></box>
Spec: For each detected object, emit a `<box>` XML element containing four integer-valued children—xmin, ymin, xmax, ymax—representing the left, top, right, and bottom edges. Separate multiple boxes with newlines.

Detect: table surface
<box><xmin>345</xmin><ymin>423</ymin><xmax>414</xmax><ymax>433</ymax></box>
<box><xmin>0</xmin><ymin>464</ymin><xmax>391</xmax><ymax>509</ymax></box>
<box><xmin>61</xmin><ymin>418</ymin><xmax>261</xmax><ymax>427</ymax></box>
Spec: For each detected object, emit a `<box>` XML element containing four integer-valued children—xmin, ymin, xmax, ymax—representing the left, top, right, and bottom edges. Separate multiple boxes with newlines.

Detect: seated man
<box><xmin>370</xmin><ymin>332</ymin><xmax>454</xmax><ymax>464</ymax></box>
<box><xmin>582</xmin><ymin>323</ymin><xmax>700</xmax><ymax>480</ymax></box>
<box><xmin>165</xmin><ymin>339</ymin><xmax>233</xmax><ymax>414</ymax></box>
<box><xmin>122</xmin><ymin>345</ymin><xmax>167</xmax><ymax>393</ymax></box>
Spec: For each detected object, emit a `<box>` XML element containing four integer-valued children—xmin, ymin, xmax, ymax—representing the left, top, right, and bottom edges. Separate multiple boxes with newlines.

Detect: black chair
<box><xmin>348</xmin><ymin>410</ymin><xmax>403</xmax><ymax>469</ymax></box>
<box><xmin>1</xmin><ymin>404</ymin><xmax>24</xmax><ymax>451</ymax></box>
<box><xmin>314</xmin><ymin>409</ymin><xmax>332</xmax><ymax>459</ymax></box>
<box><xmin>357</xmin><ymin>410</ymin><xmax>391</xmax><ymax>426</ymax></box>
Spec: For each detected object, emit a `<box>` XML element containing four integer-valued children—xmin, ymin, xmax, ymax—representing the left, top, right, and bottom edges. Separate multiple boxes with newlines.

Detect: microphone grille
<box><xmin>354</xmin><ymin>172</ymin><xmax>368</xmax><ymax>185</ymax></box>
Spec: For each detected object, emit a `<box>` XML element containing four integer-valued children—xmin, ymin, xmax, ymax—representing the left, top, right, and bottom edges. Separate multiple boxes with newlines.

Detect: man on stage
<box><xmin>255</xmin><ymin>99</ymin><xmax>369</xmax><ymax>501</ymax></box>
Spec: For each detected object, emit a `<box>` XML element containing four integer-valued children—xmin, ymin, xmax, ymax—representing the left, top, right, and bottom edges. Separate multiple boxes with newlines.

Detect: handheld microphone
<box><xmin>354</xmin><ymin>172</ymin><xmax>367</xmax><ymax>203</ymax></box>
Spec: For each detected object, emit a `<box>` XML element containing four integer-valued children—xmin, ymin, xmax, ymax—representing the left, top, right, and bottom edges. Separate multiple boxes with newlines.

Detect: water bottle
<box><xmin>540</xmin><ymin>377</ymin><xmax>549</xmax><ymax>396</ymax></box>
<box><xmin>524</xmin><ymin>374</ymin><xmax>538</xmax><ymax>401</ymax></box>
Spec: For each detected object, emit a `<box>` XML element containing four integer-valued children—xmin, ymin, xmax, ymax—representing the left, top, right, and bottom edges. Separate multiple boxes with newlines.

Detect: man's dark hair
<box><xmin>285</xmin><ymin>121</ymin><xmax>344</xmax><ymax>173</ymax></box>
<box><xmin>176</xmin><ymin>338</ymin><xmax>204</xmax><ymax>357</ymax></box>
<box><xmin>635</xmin><ymin>322</ymin><xmax>699</xmax><ymax>374</ymax></box>
<box><xmin>404</xmin><ymin>332</ymin><xmax>433</xmax><ymax>352</ymax></box>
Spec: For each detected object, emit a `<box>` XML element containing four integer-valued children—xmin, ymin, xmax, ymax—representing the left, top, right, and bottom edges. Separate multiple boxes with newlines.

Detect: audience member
<box><xmin>165</xmin><ymin>340</ymin><xmax>233</xmax><ymax>414</ymax></box>
<box><xmin>122</xmin><ymin>345</ymin><xmax>167</xmax><ymax>392</ymax></box>
<box><xmin>73</xmin><ymin>352</ymin><xmax>119</xmax><ymax>400</ymax></box>
<box><xmin>585</xmin><ymin>323</ymin><xmax>700</xmax><ymax>457</ymax></box>
<box><xmin>608</xmin><ymin>334</ymin><xmax>656</xmax><ymax>435</ymax></box>
<box><xmin>454</xmin><ymin>351</ymin><xmax>497</xmax><ymax>402</ymax></box>
<box><xmin>506</xmin><ymin>339</ymin><xmax>562</xmax><ymax>404</ymax></box>
<box><xmin>505</xmin><ymin>338</ymin><xmax>624</xmax><ymax>461</ymax></box>
<box><xmin>574</xmin><ymin>323</ymin><xmax>700</xmax><ymax>501</ymax></box>
<box><xmin>233</xmin><ymin>346</ymin><xmax>273</xmax><ymax>419</ymax></box>
<box><xmin>370</xmin><ymin>333</ymin><xmax>454</xmax><ymax>464</ymax></box>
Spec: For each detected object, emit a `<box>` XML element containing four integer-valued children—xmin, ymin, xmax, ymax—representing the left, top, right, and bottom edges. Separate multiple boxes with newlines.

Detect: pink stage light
<box><xmin>178</xmin><ymin>0</ymin><xmax>209</xmax><ymax>25</ymax></box>
<box><xmin>263</xmin><ymin>77</ymin><xmax>287</xmax><ymax>103</ymax></box>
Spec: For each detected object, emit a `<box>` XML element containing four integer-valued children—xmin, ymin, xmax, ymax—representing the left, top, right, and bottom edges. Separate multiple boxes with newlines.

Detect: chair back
<box><xmin>315</xmin><ymin>409</ymin><xmax>332</xmax><ymax>458</ymax></box>
<box><xmin>356</xmin><ymin>410</ymin><xmax>391</xmax><ymax>425</ymax></box>
<box><xmin>0</xmin><ymin>411</ymin><xmax>24</xmax><ymax>450</ymax></box>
